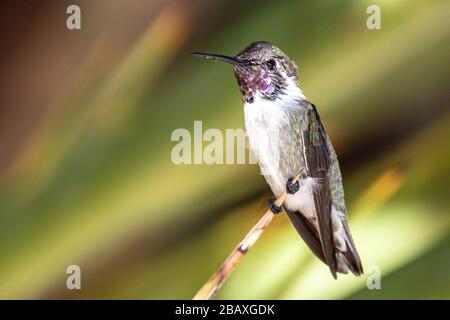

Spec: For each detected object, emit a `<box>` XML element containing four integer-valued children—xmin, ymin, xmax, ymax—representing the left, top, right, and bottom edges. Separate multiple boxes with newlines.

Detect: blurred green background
<box><xmin>0</xmin><ymin>0</ymin><xmax>449</xmax><ymax>299</ymax></box>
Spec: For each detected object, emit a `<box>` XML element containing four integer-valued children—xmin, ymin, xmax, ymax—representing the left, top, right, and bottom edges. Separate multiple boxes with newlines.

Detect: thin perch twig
<box><xmin>192</xmin><ymin>169</ymin><xmax>304</xmax><ymax>300</ymax></box>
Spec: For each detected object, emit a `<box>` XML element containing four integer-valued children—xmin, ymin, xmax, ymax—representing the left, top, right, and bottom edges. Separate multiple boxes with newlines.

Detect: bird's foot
<box><xmin>286</xmin><ymin>177</ymin><xmax>300</xmax><ymax>195</ymax></box>
<box><xmin>268</xmin><ymin>198</ymin><xmax>283</xmax><ymax>214</ymax></box>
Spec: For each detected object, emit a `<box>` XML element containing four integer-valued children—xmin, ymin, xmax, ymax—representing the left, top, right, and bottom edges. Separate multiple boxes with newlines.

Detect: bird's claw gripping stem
<box><xmin>268</xmin><ymin>198</ymin><xmax>283</xmax><ymax>214</ymax></box>
<box><xmin>286</xmin><ymin>177</ymin><xmax>300</xmax><ymax>194</ymax></box>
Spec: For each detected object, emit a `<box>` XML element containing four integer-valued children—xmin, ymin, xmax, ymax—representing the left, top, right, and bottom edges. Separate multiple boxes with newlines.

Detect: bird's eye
<box><xmin>266</xmin><ymin>59</ymin><xmax>276</xmax><ymax>70</ymax></box>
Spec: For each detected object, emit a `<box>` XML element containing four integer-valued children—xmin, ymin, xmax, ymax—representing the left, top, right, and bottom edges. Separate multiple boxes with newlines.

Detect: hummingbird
<box><xmin>193</xmin><ymin>41</ymin><xmax>363</xmax><ymax>278</ymax></box>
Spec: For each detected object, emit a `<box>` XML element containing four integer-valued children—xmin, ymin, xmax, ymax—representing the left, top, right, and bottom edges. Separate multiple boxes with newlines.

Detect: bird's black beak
<box><xmin>192</xmin><ymin>52</ymin><xmax>242</xmax><ymax>67</ymax></box>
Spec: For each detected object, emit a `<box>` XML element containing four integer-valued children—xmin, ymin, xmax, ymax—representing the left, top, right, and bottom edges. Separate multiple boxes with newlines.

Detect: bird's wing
<box><xmin>326</xmin><ymin>132</ymin><xmax>364</xmax><ymax>276</ymax></box>
<box><xmin>303</xmin><ymin>103</ymin><xmax>337</xmax><ymax>278</ymax></box>
<box><xmin>285</xmin><ymin>209</ymin><xmax>326</xmax><ymax>263</ymax></box>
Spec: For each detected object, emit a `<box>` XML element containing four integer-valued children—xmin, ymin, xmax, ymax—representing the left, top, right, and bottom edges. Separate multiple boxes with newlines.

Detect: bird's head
<box><xmin>193</xmin><ymin>41</ymin><xmax>299</xmax><ymax>104</ymax></box>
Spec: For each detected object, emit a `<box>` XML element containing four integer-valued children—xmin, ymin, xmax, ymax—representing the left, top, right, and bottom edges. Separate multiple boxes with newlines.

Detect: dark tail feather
<box><xmin>286</xmin><ymin>209</ymin><xmax>363</xmax><ymax>278</ymax></box>
<box><xmin>339</xmin><ymin>222</ymin><xmax>364</xmax><ymax>276</ymax></box>
<box><xmin>285</xmin><ymin>210</ymin><xmax>327</xmax><ymax>264</ymax></box>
